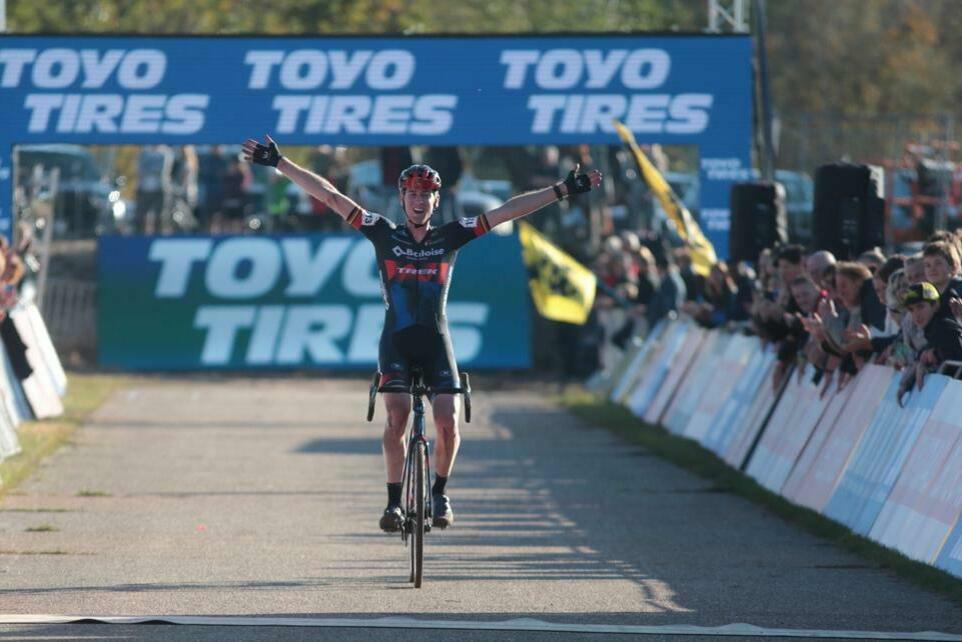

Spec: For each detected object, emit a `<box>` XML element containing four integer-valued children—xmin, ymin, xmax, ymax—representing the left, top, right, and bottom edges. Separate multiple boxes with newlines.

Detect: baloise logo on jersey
<box><xmin>97</xmin><ymin>234</ymin><xmax>530</xmax><ymax>370</ymax></box>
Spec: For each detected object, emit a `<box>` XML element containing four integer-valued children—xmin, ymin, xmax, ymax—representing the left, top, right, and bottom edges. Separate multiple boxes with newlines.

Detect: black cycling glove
<box><xmin>557</xmin><ymin>168</ymin><xmax>592</xmax><ymax>199</ymax></box>
<box><xmin>250</xmin><ymin>140</ymin><xmax>282</xmax><ymax>167</ymax></box>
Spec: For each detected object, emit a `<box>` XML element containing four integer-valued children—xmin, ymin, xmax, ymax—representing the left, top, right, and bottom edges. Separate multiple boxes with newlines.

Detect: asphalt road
<box><xmin>1</xmin><ymin>377</ymin><xmax>960</xmax><ymax>641</ymax></box>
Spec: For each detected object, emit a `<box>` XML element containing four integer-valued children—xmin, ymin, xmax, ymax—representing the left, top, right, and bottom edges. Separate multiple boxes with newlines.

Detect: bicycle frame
<box><xmin>402</xmin><ymin>386</ymin><xmax>433</xmax><ymax>544</ymax></box>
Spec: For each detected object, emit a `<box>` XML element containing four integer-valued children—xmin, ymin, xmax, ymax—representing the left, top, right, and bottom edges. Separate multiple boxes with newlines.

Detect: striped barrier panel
<box><xmin>0</xmin><ymin>398</ymin><xmax>19</xmax><ymax>460</ymax></box>
<box><xmin>745</xmin><ymin>371</ymin><xmax>830</xmax><ymax>493</ymax></box>
<box><xmin>0</xmin><ymin>338</ymin><xmax>25</xmax><ymax>463</ymax></box>
<box><xmin>642</xmin><ymin>324</ymin><xmax>707</xmax><ymax>425</ymax></box>
<box><xmin>721</xmin><ymin>355</ymin><xmax>779</xmax><ymax>469</ymax></box>
<box><xmin>682</xmin><ymin>333</ymin><xmax>757</xmax><ymax>445</ymax></box>
<box><xmin>11</xmin><ymin>304</ymin><xmax>65</xmax><ymax>420</ymax></box>
<box><xmin>702</xmin><ymin>346</ymin><xmax>774</xmax><ymax>457</ymax></box>
<box><xmin>662</xmin><ymin>332</ymin><xmax>731</xmax><ymax>435</ymax></box>
<box><xmin>625</xmin><ymin>322</ymin><xmax>694</xmax><ymax>419</ymax></box>
<box><xmin>0</xmin><ymin>339</ymin><xmax>31</xmax><ymax>425</ymax></box>
<box><xmin>603</xmin><ymin>340</ymin><xmax>646</xmax><ymax>402</ymax></box>
<box><xmin>869</xmin><ymin>377</ymin><xmax>962</xmax><ymax>564</ymax></box>
<box><xmin>781</xmin><ymin>379</ymin><xmax>855</xmax><ymax>505</ymax></box>
<box><xmin>23</xmin><ymin>303</ymin><xmax>68</xmax><ymax>397</ymax></box>
<box><xmin>608</xmin><ymin>323</ymin><xmax>962</xmax><ymax>578</ymax></box>
<box><xmin>787</xmin><ymin>365</ymin><xmax>894</xmax><ymax>513</ymax></box>
<box><xmin>824</xmin><ymin>374</ymin><xmax>946</xmax><ymax>536</ymax></box>
<box><xmin>610</xmin><ymin>321</ymin><xmax>668</xmax><ymax>406</ymax></box>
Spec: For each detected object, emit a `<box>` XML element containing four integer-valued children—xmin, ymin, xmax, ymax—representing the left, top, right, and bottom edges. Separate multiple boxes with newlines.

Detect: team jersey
<box><xmin>346</xmin><ymin>206</ymin><xmax>491</xmax><ymax>334</ymax></box>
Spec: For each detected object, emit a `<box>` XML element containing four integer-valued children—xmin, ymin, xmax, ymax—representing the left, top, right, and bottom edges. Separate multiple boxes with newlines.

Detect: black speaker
<box><xmin>813</xmin><ymin>163</ymin><xmax>885</xmax><ymax>260</ymax></box>
<box><xmin>728</xmin><ymin>181</ymin><xmax>788</xmax><ymax>263</ymax></box>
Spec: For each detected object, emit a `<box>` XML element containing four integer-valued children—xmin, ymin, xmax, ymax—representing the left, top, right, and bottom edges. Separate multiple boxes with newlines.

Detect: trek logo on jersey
<box><xmin>384</xmin><ymin>260</ymin><xmax>448</xmax><ymax>283</ymax></box>
<box><xmin>391</xmin><ymin>246</ymin><xmax>445</xmax><ymax>259</ymax></box>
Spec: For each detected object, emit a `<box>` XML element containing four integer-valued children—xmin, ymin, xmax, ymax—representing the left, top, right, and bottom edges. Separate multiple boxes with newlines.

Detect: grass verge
<box><xmin>0</xmin><ymin>373</ymin><xmax>128</xmax><ymax>498</ymax></box>
<box><xmin>561</xmin><ymin>388</ymin><xmax>962</xmax><ymax>605</ymax></box>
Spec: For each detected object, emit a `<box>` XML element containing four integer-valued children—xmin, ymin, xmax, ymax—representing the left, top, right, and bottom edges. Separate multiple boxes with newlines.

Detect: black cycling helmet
<box><xmin>398</xmin><ymin>164</ymin><xmax>442</xmax><ymax>192</ymax></box>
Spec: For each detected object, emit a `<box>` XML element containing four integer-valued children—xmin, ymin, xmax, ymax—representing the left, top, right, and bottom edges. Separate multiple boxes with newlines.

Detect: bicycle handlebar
<box><xmin>377</xmin><ymin>386</ymin><xmax>466</xmax><ymax>395</ymax></box>
<box><xmin>369</xmin><ymin>371</ymin><xmax>472</xmax><ymax>423</ymax></box>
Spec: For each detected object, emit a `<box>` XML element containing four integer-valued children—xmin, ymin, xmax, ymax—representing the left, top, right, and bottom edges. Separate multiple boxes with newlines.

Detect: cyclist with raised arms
<box><xmin>243</xmin><ymin>136</ymin><xmax>601</xmax><ymax>532</ymax></box>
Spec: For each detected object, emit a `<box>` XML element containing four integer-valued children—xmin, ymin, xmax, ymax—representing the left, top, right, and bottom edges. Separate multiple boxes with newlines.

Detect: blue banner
<box><xmin>97</xmin><ymin>231</ymin><xmax>530</xmax><ymax>370</ymax></box>
<box><xmin>0</xmin><ymin>34</ymin><xmax>752</xmax><ymax>253</ymax></box>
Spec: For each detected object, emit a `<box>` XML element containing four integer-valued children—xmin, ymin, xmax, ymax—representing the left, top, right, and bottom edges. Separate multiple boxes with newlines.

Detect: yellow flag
<box><xmin>612</xmin><ymin>119</ymin><xmax>717</xmax><ymax>276</ymax></box>
<box><xmin>518</xmin><ymin>222</ymin><xmax>597</xmax><ymax>325</ymax></box>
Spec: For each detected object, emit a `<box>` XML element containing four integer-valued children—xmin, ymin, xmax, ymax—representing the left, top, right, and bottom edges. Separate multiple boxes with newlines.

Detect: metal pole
<box><xmin>36</xmin><ymin>168</ymin><xmax>58</xmax><ymax>314</ymax></box>
<box><xmin>753</xmin><ymin>0</ymin><xmax>776</xmax><ymax>181</ymax></box>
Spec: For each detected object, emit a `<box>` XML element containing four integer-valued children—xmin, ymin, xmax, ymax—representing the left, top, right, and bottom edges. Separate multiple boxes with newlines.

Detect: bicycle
<box><xmin>366</xmin><ymin>368</ymin><xmax>471</xmax><ymax>588</ymax></box>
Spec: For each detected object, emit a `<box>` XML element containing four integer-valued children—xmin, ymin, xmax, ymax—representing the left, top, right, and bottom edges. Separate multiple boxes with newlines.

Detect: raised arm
<box><xmin>484</xmin><ymin>164</ymin><xmax>602</xmax><ymax>228</ymax></box>
<box><xmin>242</xmin><ymin>136</ymin><xmax>361</xmax><ymax>221</ymax></box>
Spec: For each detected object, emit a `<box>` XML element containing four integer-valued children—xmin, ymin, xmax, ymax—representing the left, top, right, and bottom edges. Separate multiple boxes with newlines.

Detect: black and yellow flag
<box><xmin>518</xmin><ymin>222</ymin><xmax>596</xmax><ymax>325</ymax></box>
<box><xmin>613</xmin><ymin>119</ymin><xmax>717</xmax><ymax>276</ymax></box>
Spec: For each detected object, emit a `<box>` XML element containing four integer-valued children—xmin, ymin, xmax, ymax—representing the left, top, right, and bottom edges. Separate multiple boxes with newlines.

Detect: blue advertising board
<box><xmin>0</xmin><ymin>34</ymin><xmax>752</xmax><ymax>254</ymax></box>
<box><xmin>98</xmin><ymin>230</ymin><xmax>530</xmax><ymax>370</ymax></box>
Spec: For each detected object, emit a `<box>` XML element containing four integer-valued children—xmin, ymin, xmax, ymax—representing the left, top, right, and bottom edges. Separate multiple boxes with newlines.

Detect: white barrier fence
<box><xmin>604</xmin><ymin>320</ymin><xmax>962</xmax><ymax>578</ymax></box>
<box><xmin>0</xmin><ymin>301</ymin><xmax>68</xmax><ymax>480</ymax></box>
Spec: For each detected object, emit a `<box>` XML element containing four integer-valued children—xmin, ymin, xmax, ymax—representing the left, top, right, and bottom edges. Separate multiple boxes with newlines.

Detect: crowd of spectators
<box><xmin>591</xmin><ymin>230</ymin><xmax>754</xmax><ymax>345</ymax></box>
<box><xmin>126</xmin><ymin>142</ymin><xmax>689</xmax><ymax>245</ymax></box>
<box><xmin>590</xmin><ymin>225</ymin><xmax>962</xmax><ymax>398</ymax></box>
<box><xmin>763</xmin><ymin>234</ymin><xmax>962</xmax><ymax>400</ymax></box>
<box><xmin>130</xmin><ymin>144</ymin><xmax>357</xmax><ymax>235</ymax></box>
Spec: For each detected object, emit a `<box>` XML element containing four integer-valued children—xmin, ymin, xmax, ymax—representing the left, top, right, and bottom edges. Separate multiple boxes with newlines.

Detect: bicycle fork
<box><xmin>401</xmin><ymin>406</ymin><xmax>433</xmax><ymax>545</ymax></box>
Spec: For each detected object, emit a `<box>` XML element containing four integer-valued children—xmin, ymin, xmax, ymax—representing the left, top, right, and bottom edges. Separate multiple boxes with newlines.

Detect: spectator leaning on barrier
<box><xmin>847</xmin><ymin>257</ymin><xmax>909</xmax><ymax>366</ymax></box>
<box><xmin>681</xmin><ymin>262</ymin><xmax>747</xmax><ymax>329</ymax></box>
<box><xmin>806</xmin><ymin>250</ymin><xmax>837</xmax><ymax>293</ymax></box>
<box><xmin>802</xmin><ymin>261</ymin><xmax>882</xmax><ymax>379</ymax></box>
<box><xmin>769</xmin><ymin>245</ymin><xmax>811</xmax><ymax>387</ymax></box>
<box><xmin>789</xmin><ymin>275</ymin><xmax>831</xmax><ymax>375</ymax></box>
<box><xmin>775</xmin><ymin>245</ymin><xmax>805</xmax><ymax>312</ymax></box>
<box><xmin>902</xmin><ymin>282</ymin><xmax>962</xmax><ymax>396</ymax></box>
<box><xmin>922</xmin><ymin>241</ymin><xmax>962</xmax><ymax>322</ymax></box>
<box><xmin>873</xmin><ymin>255</ymin><xmax>906</xmax><ymax>335</ymax></box>
<box><xmin>750</xmin><ymin>248</ymin><xmax>787</xmax><ymax>347</ymax></box>
<box><xmin>836</xmin><ymin>261</ymin><xmax>887</xmax><ymax>333</ymax></box>
<box><xmin>879</xmin><ymin>268</ymin><xmax>923</xmax><ymax>369</ymax></box>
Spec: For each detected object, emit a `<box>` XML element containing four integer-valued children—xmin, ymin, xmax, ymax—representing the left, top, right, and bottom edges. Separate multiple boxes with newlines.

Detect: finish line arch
<box><xmin>0</xmin><ymin>33</ymin><xmax>751</xmax><ymax>255</ymax></box>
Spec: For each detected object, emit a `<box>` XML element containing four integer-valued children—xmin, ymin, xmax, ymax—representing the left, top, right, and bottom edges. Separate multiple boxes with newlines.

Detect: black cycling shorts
<box><xmin>378</xmin><ymin>325</ymin><xmax>459</xmax><ymax>392</ymax></box>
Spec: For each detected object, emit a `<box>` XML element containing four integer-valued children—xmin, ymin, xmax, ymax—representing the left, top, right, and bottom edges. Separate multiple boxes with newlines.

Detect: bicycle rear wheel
<box><xmin>411</xmin><ymin>440</ymin><xmax>426</xmax><ymax>588</ymax></box>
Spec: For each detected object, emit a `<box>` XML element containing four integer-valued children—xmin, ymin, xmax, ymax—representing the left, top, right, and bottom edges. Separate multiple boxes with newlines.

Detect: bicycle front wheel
<box><xmin>412</xmin><ymin>440</ymin><xmax>426</xmax><ymax>588</ymax></box>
